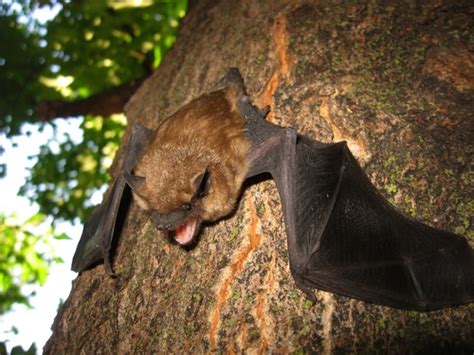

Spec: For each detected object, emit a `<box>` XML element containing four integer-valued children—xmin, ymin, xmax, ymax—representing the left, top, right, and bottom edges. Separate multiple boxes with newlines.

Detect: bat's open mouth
<box><xmin>174</xmin><ymin>217</ymin><xmax>199</xmax><ymax>245</ymax></box>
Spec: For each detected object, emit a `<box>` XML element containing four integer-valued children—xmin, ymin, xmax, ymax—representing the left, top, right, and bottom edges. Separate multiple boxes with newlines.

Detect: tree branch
<box><xmin>35</xmin><ymin>77</ymin><xmax>146</xmax><ymax>120</ymax></box>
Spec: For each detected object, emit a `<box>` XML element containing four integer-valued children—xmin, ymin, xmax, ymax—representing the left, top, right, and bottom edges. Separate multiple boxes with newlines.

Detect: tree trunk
<box><xmin>45</xmin><ymin>0</ymin><xmax>473</xmax><ymax>353</ymax></box>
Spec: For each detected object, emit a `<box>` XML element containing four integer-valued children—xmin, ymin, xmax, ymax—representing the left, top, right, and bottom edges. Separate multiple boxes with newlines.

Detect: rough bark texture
<box><xmin>46</xmin><ymin>0</ymin><xmax>473</xmax><ymax>353</ymax></box>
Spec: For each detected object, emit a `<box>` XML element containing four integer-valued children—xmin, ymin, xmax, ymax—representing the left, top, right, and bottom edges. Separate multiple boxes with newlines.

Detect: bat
<box><xmin>72</xmin><ymin>69</ymin><xmax>474</xmax><ymax>311</ymax></box>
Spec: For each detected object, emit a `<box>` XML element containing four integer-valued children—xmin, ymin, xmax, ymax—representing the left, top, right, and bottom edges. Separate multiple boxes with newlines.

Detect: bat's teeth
<box><xmin>175</xmin><ymin>218</ymin><xmax>198</xmax><ymax>245</ymax></box>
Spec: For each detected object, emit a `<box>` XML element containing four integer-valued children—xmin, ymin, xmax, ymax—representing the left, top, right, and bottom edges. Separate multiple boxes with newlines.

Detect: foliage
<box><xmin>0</xmin><ymin>213</ymin><xmax>66</xmax><ymax>315</ymax></box>
<box><xmin>0</xmin><ymin>10</ymin><xmax>48</xmax><ymax>139</ymax></box>
<box><xmin>3</xmin><ymin>342</ymin><xmax>37</xmax><ymax>355</ymax></box>
<box><xmin>0</xmin><ymin>0</ymin><xmax>187</xmax><ymax>137</ymax></box>
<box><xmin>19</xmin><ymin>114</ymin><xmax>126</xmax><ymax>223</ymax></box>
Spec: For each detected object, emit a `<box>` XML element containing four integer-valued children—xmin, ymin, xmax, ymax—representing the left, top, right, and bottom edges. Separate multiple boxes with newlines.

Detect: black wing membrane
<box><xmin>71</xmin><ymin>180</ymin><xmax>124</xmax><ymax>273</ymax></box>
<box><xmin>292</xmin><ymin>138</ymin><xmax>473</xmax><ymax>310</ymax></box>
<box><xmin>71</xmin><ymin>123</ymin><xmax>153</xmax><ymax>274</ymax></box>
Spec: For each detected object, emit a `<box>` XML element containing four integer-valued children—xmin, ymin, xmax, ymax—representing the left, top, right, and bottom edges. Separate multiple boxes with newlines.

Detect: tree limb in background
<box><xmin>35</xmin><ymin>77</ymin><xmax>146</xmax><ymax>121</ymax></box>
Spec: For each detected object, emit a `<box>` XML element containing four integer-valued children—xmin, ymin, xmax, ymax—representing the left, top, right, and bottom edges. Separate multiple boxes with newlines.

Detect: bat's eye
<box><xmin>193</xmin><ymin>168</ymin><xmax>211</xmax><ymax>199</ymax></box>
<box><xmin>182</xmin><ymin>203</ymin><xmax>192</xmax><ymax>211</ymax></box>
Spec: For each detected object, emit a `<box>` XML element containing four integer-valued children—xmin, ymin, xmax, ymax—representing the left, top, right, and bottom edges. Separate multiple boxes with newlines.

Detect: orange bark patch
<box><xmin>259</xmin><ymin>13</ymin><xmax>294</xmax><ymax>121</ymax></box>
<box><xmin>236</xmin><ymin>322</ymin><xmax>248</xmax><ymax>350</ymax></box>
<box><xmin>208</xmin><ymin>199</ymin><xmax>261</xmax><ymax>348</ymax></box>
<box><xmin>254</xmin><ymin>251</ymin><xmax>277</xmax><ymax>354</ymax></box>
<box><xmin>226</xmin><ymin>343</ymin><xmax>236</xmax><ymax>355</ymax></box>
<box><xmin>274</xmin><ymin>14</ymin><xmax>292</xmax><ymax>79</ymax></box>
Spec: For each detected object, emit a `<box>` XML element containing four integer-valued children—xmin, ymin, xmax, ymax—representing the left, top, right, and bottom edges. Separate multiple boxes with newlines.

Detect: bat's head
<box><xmin>123</xmin><ymin>89</ymin><xmax>250</xmax><ymax>245</ymax></box>
<box><xmin>123</xmin><ymin>165</ymin><xmax>213</xmax><ymax>245</ymax></box>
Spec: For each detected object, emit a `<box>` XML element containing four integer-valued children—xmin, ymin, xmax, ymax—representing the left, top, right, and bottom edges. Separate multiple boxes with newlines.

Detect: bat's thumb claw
<box><xmin>260</xmin><ymin>105</ymin><xmax>271</xmax><ymax>118</ymax></box>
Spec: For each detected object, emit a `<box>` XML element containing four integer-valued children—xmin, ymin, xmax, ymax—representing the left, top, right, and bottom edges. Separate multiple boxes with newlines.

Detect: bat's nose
<box><xmin>151</xmin><ymin>209</ymin><xmax>189</xmax><ymax>231</ymax></box>
<box><xmin>156</xmin><ymin>222</ymin><xmax>172</xmax><ymax>230</ymax></box>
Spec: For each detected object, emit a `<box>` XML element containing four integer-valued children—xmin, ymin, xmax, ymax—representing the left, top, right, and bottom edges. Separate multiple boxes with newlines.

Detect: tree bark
<box><xmin>45</xmin><ymin>0</ymin><xmax>473</xmax><ymax>353</ymax></box>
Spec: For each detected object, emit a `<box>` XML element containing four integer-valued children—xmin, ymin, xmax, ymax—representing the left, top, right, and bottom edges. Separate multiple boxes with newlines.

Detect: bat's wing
<box><xmin>288</xmin><ymin>139</ymin><xmax>473</xmax><ymax>310</ymax></box>
<box><xmin>71</xmin><ymin>123</ymin><xmax>153</xmax><ymax>274</ymax></box>
<box><xmin>242</xmin><ymin>106</ymin><xmax>473</xmax><ymax>310</ymax></box>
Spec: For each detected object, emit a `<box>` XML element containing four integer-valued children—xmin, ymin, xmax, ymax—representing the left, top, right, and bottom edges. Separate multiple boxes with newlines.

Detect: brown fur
<box><xmin>133</xmin><ymin>87</ymin><xmax>250</xmax><ymax>222</ymax></box>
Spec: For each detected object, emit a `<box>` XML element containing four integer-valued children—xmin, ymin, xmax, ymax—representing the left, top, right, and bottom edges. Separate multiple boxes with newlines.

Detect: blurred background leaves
<box><xmin>0</xmin><ymin>212</ymin><xmax>65</xmax><ymax>316</ymax></box>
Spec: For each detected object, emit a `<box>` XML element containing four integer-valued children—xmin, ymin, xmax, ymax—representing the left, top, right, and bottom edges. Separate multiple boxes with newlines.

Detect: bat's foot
<box><xmin>104</xmin><ymin>259</ymin><xmax>116</xmax><ymax>277</ymax></box>
<box><xmin>305</xmin><ymin>291</ymin><xmax>317</xmax><ymax>303</ymax></box>
<box><xmin>101</xmin><ymin>248</ymin><xmax>116</xmax><ymax>277</ymax></box>
<box><xmin>295</xmin><ymin>281</ymin><xmax>316</xmax><ymax>302</ymax></box>
<box><xmin>260</xmin><ymin>105</ymin><xmax>270</xmax><ymax>118</ymax></box>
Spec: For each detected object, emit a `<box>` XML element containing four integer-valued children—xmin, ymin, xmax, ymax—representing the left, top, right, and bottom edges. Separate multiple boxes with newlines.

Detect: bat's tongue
<box><xmin>175</xmin><ymin>218</ymin><xmax>198</xmax><ymax>245</ymax></box>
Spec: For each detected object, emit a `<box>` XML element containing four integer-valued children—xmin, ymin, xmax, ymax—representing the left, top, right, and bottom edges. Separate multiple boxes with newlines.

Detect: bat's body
<box><xmin>72</xmin><ymin>69</ymin><xmax>474</xmax><ymax>311</ymax></box>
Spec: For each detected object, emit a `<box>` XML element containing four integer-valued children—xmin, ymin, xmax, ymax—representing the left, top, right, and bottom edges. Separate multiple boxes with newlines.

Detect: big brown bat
<box><xmin>72</xmin><ymin>69</ymin><xmax>474</xmax><ymax>311</ymax></box>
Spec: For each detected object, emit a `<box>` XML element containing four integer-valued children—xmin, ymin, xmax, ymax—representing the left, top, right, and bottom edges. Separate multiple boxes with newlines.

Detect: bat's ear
<box><xmin>192</xmin><ymin>167</ymin><xmax>211</xmax><ymax>199</ymax></box>
<box><xmin>122</xmin><ymin>172</ymin><xmax>145</xmax><ymax>192</ymax></box>
<box><xmin>213</xmin><ymin>68</ymin><xmax>246</xmax><ymax>95</ymax></box>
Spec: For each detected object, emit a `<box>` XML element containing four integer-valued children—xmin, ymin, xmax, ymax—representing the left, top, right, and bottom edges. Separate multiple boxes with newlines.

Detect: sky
<box><xmin>0</xmin><ymin>3</ymin><xmax>80</xmax><ymax>352</ymax></box>
<box><xmin>0</xmin><ymin>121</ymin><xmax>80</xmax><ymax>352</ymax></box>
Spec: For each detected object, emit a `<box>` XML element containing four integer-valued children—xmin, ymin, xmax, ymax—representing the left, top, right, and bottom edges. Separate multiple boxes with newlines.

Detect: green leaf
<box><xmin>11</xmin><ymin>343</ymin><xmax>37</xmax><ymax>355</ymax></box>
<box><xmin>53</xmin><ymin>233</ymin><xmax>70</xmax><ymax>240</ymax></box>
<box><xmin>0</xmin><ymin>213</ymin><xmax>63</xmax><ymax>315</ymax></box>
<box><xmin>26</xmin><ymin>213</ymin><xmax>45</xmax><ymax>226</ymax></box>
